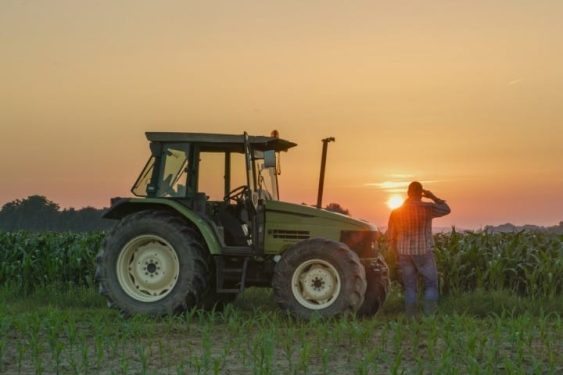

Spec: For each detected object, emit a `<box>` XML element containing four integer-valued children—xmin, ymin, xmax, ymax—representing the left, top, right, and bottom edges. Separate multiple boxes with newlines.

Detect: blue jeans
<box><xmin>398</xmin><ymin>252</ymin><xmax>439</xmax><ymax>315</ymax></box>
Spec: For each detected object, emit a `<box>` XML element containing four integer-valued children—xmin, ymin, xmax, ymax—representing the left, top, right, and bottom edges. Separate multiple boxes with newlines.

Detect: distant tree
<box><xmin>0</xmin><ymin>195</ymin><xmax>111</xmax><ymax>232</ymax></box>
<box><xmin>0</xmin><ymin>195</ymin><xmax>60</xmax><ymax>231</ymax></box>
<box><xmin>60</xmin><ymin>206</ymin><xmax>110</xmax><ymax>232</ymax></box>
<box><xmin>325</xmin><ymin>203</ymin><xmax>350</xmax><ymax>215</ymax></box>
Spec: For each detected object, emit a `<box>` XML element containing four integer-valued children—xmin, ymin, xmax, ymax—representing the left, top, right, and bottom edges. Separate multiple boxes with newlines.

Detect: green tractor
<box><xmin>96</xmin><ymin>132</ymin><xmax>389</xmax><ymax>319</ymax></box>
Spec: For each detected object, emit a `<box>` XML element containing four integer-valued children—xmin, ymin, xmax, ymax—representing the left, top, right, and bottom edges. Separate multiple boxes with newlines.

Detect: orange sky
<box><xmin>1</xmin><ymin>1</ymin><xmax>562</xmax><ymax>229</ymax></box>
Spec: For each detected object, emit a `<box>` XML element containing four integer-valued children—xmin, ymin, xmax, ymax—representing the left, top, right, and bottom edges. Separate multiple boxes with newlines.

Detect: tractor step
<box><xmin>223</xmin><ymin>268</ymin><xmax>245</xmax><ymax>273</ymax></box>
<box><xmin>216</xmin><ymin>288</ymin><xmax>242</xmax><ymax>293</ymax></box>
<box><xmin>221</xmin><ymin>246</ymin><xmax>254</xmax><ymax>256</ymax></box>
<box><xmin>214</xmin><ymin>255</ymin><xmax>250</xmax><ymax>294</ymax></box>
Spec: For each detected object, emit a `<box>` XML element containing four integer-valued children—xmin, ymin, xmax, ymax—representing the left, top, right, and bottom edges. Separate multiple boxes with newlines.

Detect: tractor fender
<box><xmin>103</xmin><ymin>198</ymin><xmax>222</xmax><ymax>254</ymax></box>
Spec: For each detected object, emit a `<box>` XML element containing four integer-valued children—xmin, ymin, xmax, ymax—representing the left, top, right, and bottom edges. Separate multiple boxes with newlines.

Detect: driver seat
<box><xmin>218</xmin><ymin>206</ymin><xmax>249</xmax><ymax>246</ymax></box>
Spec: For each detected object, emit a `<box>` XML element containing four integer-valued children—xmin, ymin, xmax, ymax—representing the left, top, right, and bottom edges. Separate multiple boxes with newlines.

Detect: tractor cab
<box><xmin>130</xmin><ymin>132</ymin><xmax>296</xmax><ymax>250</ymax></box>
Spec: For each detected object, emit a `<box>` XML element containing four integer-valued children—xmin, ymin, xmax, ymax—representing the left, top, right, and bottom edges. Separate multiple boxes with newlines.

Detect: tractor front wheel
<box><xmin>272</xmin><ymin>239</ymin><xmax>367</xmax><ymax>319</ymax></box>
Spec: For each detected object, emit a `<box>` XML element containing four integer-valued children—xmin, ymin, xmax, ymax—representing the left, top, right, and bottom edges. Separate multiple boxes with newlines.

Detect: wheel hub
<box><xmin>146</xmin><ymin>262</ymin><xmax>157</xmax><ymax>274</ymax></box>
<box><xmin>134</xmin><ymin>250</ymin><xmax>167</xmax><ymax>283</ymax></box>
<box><xmin>117</xmin><ymin>235</ymin><xmax>180</xmax><ymax>302</ymax></box>
<box><xmin>311</xmin><ymin>277</ymin><xmax>324</xmax><ymax>290</ymax></box>
<box><xmin>291</xmin><ymin>259</ymin><xmax>341</xmax><ymax>310</ymax></box>
<box><xmin>301</xmin><ymin>265</ymin><xmax>336</xmax><ymax>300</ymax></box>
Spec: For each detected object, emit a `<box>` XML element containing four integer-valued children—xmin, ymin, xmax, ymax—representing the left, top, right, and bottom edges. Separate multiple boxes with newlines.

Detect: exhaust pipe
<box><xmin>316</xmin><ymin>137</ymin><xmax>335</xmax><ymax>209</ymax></box>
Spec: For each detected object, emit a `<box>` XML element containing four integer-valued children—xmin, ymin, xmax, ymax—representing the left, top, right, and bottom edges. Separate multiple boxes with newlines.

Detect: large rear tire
<box><xmin>272</xmin><ymin>238</ymin><xmax>367</xmax><ymax>319</ymax></box>
<box><xmin>95</xmin><ymin>210</ymin><xmax>209</xmax><ymax>316</ymax></box>
<box><xmin>357</xmin><ymin>256</ymin><xmax>390</xmax><ymax>317</ymax></box>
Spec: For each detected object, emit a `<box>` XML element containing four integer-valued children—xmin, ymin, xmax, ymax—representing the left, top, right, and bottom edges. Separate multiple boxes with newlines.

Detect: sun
<box><xmin>386</xmin><ymin>195</ymin><xmax>404</xmax><ymax>210</ymax></box>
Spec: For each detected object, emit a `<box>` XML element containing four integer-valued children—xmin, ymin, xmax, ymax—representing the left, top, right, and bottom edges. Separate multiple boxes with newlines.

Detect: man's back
<box><xmin>386</xmin><ymin>182</ymin><xmax>451</xmax><ymax>317</ymax></box>
<box><xmin>388</xmin><ymin>198</ymin><xmax>450</xmax><ymax>255</ymax></box>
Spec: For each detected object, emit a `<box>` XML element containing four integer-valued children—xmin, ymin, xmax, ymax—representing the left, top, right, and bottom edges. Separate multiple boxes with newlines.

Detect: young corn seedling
<box><xmin>297</xmin><ymin>341</ymin><xmax>311</xmax><ymax>374</ymax></box>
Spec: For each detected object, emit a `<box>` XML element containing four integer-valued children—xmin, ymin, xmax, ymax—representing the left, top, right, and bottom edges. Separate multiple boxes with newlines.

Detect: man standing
<box><xmin>387</xmin><ymin>181</ymin><xmax>451</xmax><ymax>317</ymax></box>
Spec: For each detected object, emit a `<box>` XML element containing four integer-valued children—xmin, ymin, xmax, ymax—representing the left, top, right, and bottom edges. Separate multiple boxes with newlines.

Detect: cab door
<box><xmin>243</xmin><ymin>133</ymin><xmax>265</xmax><ymax>252</ymax></box>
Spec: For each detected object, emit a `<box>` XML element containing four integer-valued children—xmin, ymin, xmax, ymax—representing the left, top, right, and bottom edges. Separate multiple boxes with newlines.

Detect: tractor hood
<box><xmin>264</xmin><ymin>200</ymin><xmax>376</xmax><ymax>232</ymax></box>
<box><xmin>263</xmin><ymin>200</ymin><xmax>377</xmax><ymax>255</ymax></box>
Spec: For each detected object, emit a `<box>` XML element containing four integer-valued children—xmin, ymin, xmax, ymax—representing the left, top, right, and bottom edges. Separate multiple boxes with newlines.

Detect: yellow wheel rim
<box><xmin>291</xmin><ymin>259</ymin><xmax>341</xmax><ymax>310</ymax></box>
<box><xmin>116</xmin><ymin>235</ymin><xmax>180</xmax><ymax>302</ymax></box>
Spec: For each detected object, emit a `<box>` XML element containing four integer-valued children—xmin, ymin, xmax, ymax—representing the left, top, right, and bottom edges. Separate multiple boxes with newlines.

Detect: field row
<box><xmin>0</xmin><ymin>287</ymin><xmax>561</xmax><ymax>375</ymax></box>
<box><xmin>0</xmin><ymin>230</ymin><xmax>561</xmax><ymax>296</ymax></box>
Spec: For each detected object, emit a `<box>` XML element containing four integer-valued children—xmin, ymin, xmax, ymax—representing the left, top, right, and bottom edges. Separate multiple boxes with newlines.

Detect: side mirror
<box><xmin>263</xmin><ymin>150</ymin><xmax>277</xmax><ymax>168</ymax></box>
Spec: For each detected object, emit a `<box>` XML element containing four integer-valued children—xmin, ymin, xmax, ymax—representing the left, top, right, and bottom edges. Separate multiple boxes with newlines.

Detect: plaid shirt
<box><xmin>387</xmin><ymin>198</ymin><xmax>451</xmax><ymax>255</ymax></box>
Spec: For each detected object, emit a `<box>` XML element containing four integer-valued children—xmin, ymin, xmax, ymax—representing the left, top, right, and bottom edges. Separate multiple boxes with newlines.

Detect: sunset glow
<box><xmin>386</xmin><ymin>195</ymin><xmax>404</xmax><ymax>210</ymax></box>
<box><xmin>0</xmin><ymin>1</ymin><xmax>562</xmax><ymax>229</ymax></box>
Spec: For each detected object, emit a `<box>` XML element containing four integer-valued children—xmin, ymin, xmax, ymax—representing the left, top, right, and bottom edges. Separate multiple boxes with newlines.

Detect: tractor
<box><xmin>95</xmin><ymin>132</ymin><xmax>389</xmax><ymax>319</ymax></box>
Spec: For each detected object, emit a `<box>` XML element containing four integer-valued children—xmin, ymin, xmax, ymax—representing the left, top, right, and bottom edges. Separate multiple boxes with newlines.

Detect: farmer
<box><xmin>387</xmin><ymin>181</ymin><xmax>451</xmax><ymax>317</ymax></box>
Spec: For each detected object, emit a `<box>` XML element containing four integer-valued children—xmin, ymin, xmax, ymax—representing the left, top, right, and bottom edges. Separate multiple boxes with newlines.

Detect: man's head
<box><xmin>407</xmin><ymin>181</ymin><xmax>423</xmax><ymax>200</ymax></box>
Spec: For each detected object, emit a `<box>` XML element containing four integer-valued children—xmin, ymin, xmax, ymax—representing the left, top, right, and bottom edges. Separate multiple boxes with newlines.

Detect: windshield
<box><xmin>157</xmin><ymin>145</ymin><xmax>189</xmax><ymax>197</ymax></box>
<box><xmin>132</xmin><ymin>157</ymin><xmax>155</xmax><ymax>197</ymax></box>
<box><xmin>254</xmin><ymin>151</ymin><xmax>279</xmax><ymax>200</ymax></box>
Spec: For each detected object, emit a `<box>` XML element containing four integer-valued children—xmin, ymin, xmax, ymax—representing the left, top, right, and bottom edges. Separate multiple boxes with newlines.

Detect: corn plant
<box><xmin>0</xmin><ymin>230</ymin><xmax>561</xmax><ymax>297</ymax></box>
<box><xmin>0</xmin><ymin>231</ymin><xmax>103</xmax><ymax>293</ymax></box>
<box><xmin>379</xmin><ymin>229</ymin><xmax>562</xmax><ymax>297</ymax></box>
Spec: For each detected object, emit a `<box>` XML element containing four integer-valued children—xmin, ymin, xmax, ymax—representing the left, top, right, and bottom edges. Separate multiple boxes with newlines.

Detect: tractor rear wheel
<box><xmin>95</xmin><ymin>210</ymin><xmax>209</xmax><ymax>316</ymax></box>
<box><xmin>272</xmin><ymin>238</ymin><xmax>367</xmax><ymax>319</ymax></box>
<box><xmin>357</xmin><ymin>256</ymin><xmax>390</xmax><ymax>317</ymax></box>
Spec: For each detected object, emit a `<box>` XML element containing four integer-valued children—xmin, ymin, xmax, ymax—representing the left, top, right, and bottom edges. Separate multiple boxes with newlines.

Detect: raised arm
<box><xmin>422</xmin><ymin>190</ymin><xmax>451</xmax><ymax>218</ymax></box>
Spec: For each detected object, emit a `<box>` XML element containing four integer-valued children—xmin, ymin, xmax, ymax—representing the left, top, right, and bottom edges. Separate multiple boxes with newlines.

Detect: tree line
<box><xmin>0</xmin><ymin>195</ymin><xmax>112</xmax><ymax>232</ymax></box>
<box><xmin>0</xmin><ymin>195</ymin><xmax>351</xmax><ymax>232</ymax></box>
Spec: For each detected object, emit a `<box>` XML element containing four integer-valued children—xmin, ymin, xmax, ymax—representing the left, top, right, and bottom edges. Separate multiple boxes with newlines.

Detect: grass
<box><xmin>0</xmin><ymin>286</ymin><xmax>561</xmax><ymax>374</ymax></box>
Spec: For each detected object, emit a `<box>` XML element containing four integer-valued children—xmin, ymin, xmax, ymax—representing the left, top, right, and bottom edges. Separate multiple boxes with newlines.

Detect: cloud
<box><xmin>389</xmin><ymin>173</ymin><xmax>414</xmax><ymax>179</ymax></box>
<box><xmin>364</xmin><ymin>181</ymin><xmax>410</xmax><ymax>190</ymax></box>
<box><xmin>508</xmin><ymin>79</ymin><xmax>522</xmax><ymax>86</ymax></box>
<box><xmin>364</xmin><ymin>179</ymin><xmax>444</xmax><ymax>191</ymax></box>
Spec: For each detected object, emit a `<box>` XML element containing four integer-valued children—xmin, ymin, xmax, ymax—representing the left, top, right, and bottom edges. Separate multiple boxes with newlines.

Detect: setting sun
<box><xmin>386</xmin><ymin>195</ymin><xmax>404</xmax><ymax>210</ymax></box>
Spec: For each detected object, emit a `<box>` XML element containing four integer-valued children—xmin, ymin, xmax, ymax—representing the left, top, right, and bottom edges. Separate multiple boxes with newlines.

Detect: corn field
<box><xmin>0</xmin><ymin>232</ymin><xmax>104</xmax><ymax>293</ymax></box>
<box><xmin>433</xmin><ymin>230</ymin><xmax>562</xmax><ymax>297</ymax></box>
<box><xmin>380</xmin><ymin>230</ymin><xmax>563</xmax><ymax>298</ymax></box>
<box><xmin>0</xmin><ymin>230</ymin><xmax>561</xmax><ymax>297</ymax></box>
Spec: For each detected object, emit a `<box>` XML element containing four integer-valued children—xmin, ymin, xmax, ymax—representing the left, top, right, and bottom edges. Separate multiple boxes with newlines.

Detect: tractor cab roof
<box><xmin>146</xmin><ymin>132</ymin><xmax>297</xmax><ymax>153</ymax></box>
